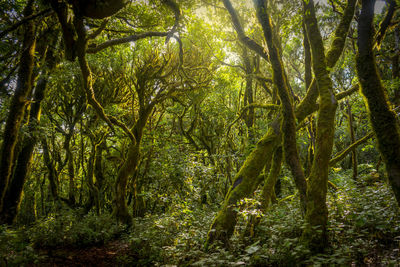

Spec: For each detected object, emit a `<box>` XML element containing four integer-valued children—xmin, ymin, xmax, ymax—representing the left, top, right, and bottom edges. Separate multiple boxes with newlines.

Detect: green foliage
<box><xmin>29</xmin><ymin>211</ymin><xmax>125</xmax><ymax>248</ymax></box>
<box><xmin>0</xmin><ymin>225</ymin><xmax>41</xmax><ymax>266</ymax></box>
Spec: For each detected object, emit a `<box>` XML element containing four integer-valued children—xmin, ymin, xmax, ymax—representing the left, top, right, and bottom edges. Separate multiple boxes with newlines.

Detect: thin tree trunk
<box><xmin>347</xmin><ymin>102</ymin><xmax>358</xmax><ymax>179</ymax></box>
<box><xmin>42</xmin><ymin>138</ymin><xmax>59</xmax><ymax>200</ymax></box>
<box><xmin>242</xmin><ymin>47</ymin><xmax>255</xmax><ymax>143</ymax></box>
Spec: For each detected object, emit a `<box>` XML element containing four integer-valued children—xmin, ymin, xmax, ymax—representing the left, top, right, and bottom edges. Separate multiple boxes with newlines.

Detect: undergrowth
<box><xmin>1</xmin><ymin>171</ymin><xmax>400</xmax><ymax>266</ymax></box>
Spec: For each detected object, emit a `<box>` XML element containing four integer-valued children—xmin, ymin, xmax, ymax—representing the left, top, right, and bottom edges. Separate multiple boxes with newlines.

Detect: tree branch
<box><xmin>222</xmin><ymin>0</ymin><xmax>269</xmax><ymax>62</ymax></box>
<box><xmin>330</xmin><ymin>132</ymin><xmax>374</xmax><ymax>166</ymax></box>
<box><xmin>0</xmin><ymin>8</ymin><xmax>52</xmax><ymax>39</ymax></box>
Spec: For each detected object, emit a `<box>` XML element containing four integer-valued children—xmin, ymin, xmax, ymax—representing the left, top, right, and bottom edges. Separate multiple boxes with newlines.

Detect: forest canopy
<box><xmin>0</xmin><ymin>0</ymin><xmax>400</xmax><ymax>265</ymax></box>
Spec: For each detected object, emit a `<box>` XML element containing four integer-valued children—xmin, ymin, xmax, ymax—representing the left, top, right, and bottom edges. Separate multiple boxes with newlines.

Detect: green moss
<box><xmin>205</xmin><ymin>128</ymin><xmax>280</xmax><ymax>247</ymax></box>
<box><xmin>356</xmin><ymin>0</ymin><xmax>400</xmax><ymax>207</ymax></box>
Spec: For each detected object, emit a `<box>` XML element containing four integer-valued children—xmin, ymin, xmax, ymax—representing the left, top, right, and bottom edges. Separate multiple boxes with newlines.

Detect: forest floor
<box><xmin>31</xmin><ymin>239</ymin><xmax>132</xmax><ymax>267</ymax></box>
<box><xmin>3</xmin><ymin>177</ymin><xmax>400</xmax><ymax>266</ymax></box>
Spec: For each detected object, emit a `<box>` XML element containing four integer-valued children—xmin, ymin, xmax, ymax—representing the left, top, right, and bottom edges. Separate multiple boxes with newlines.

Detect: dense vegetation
<box><xmin>1</xmin><ymin>0</ymin><xmax>400</xmax><ymax>265</ymax></box>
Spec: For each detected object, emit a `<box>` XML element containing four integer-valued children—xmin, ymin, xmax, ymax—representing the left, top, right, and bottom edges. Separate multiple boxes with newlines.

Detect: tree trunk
<box><xmin>393</xmin><ymin>28</ymin><xmax>399</xmax><ymax>105</ymax></box>
<box><xmin>205</xmin><ymin>126</ymin><xmax>280</xmax><ymax>248</ymax></box>
<box><xmin>114</xmin><ymin>142</ymin><xmax>139</xmax><ymax>224</ymax></box>
<box><xmin>346</xmin><ymin>102</ymin><xmax>358</xmax><ymax>179</ymax></box>
<box><xmin>206</xmin><ymin>0</ymin><xmax>356</xmax><ymax>247</ymax></box>
<box><xmin>42</xmin><ymin>138</ymin><xmax>59</xmax><ymax>201</ymax></box>
<box><xmin>301</xmin><ymin>0</ymin><xmax>339</xmax><ymax>253</ymax></box>
<box><xmin>261</xmin><ymin>146</ymin><xmax>283</xmax><ymax>211</ymax></box>
<box><xmin>242</xmin><ymin>47</ymin><xmax>255</xmax><ymax>143</ymax></box>
<box><xmin>0</xmin><ymin>0</ymin><xmax>36</xmax><ymax>211</ymax></box>
<box><xmin>356</xmin><ymin>0</ymin><xmax>400</xmax><ymax>207</ymax></box>
<box><xmin>114</xmin><ymin>108</ymin><xmax>152</xmax><ymax>224</ymax></box>
<box><xmin>0</xmin><ymin>74</ymin><xmax>48</xmax><ymax>224</ymax></box>
<box><xmin>85</xmin><ymin>142</ymin><xmax>100</xmax><ymax>214</ymax></box>
<box><xmin>254</xmin><ymin>0</ymin><xmax>307</xmax><ymax>213</ymax></box>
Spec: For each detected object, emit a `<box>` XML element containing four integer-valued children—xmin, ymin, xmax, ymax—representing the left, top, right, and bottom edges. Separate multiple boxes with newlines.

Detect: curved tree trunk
<box><xmin>114</xmin><ymin>141</ymin><xmax>139</xmax><ymax>225</ymax></box>
<box><xmin>356</xmin><ymin>0</ymin><xmax>400</xmax><ymax>207</ymax></box>
<box><xmin>260</xmin><ymin>146</ymin><xmax>283</xmax><ymax>211</ymax></box>
<box><xmin>301</xmin><ymin>0</ymin><xmax>339</xmax><ymax>253</ymax></box>
<box><xmin>114</xmin><ymin>107</ymin><xmax>152</xmax><ymax>224</ymax></box>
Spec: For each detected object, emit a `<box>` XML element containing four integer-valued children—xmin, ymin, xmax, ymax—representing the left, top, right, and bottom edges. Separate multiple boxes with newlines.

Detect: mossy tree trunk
<box><xmin>254</xmin><ymin>0</ymin><xmax>307</xmax><ymax>213</ymax></box>
<box><xmin>260</xmin><ymin>146</ymin><xmax>283</xmax><ymax>211</ymax></box>
<box><xmin>302</xmin><ymin>0</ymin><xmax>339</xmax><ymax>253</ymax></box>
<box><xmin>114</xmin><ymin>106</ymin><xmax>153</xmax><ymax>225</ymax></box>
<box><xmin>42</xmin><ymin>138</ymin><xmax>59</xmax><ymax>200</ymax></box>
<box><xmin>205</xmin><ymin>126</ymin><xmax>280</xmax><ymax>247</ymax></box>
<box><xmin>356</xmin><ymin>0</ymin><xmax>400</xmax><ymax>207</ymax></box>
<box><xmin>393</xmin><ymin>28</ymin><xmax>399</xmax><ymax>105</ymax></box>
<box><xmin>0</xmin><ymin>42</ymin><xmax>55</xmax><ymax>224</ymax></box>
<box><xmin>206</xmin><ymin>0</ymin><xmax>357</xmax><ymax>247</ymax></box>
<box><xmin>0</xmin><ymin>0</ymin><xmax>36</xmax><ymax>212</ymax></box>
<box><xmin>0</xmin><ymin>29</ymin><xmax>59</xmax><ymax>223</ymax></box>
<box><xmin>242</xmin><ymin>47</ymin><xmax>255</xmax><ymax>143</ymax></box>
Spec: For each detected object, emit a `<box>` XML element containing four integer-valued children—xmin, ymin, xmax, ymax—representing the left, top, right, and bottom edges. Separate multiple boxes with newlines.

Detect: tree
<box><xmin>0</xmin><ymin>0</ymin><xmax>36</xmax><ymax>214</ymax></box>
<box><xmin>356</xmin><ymin>0</ymin><xmax>400</xmax><ymax>207</ymax></box>
<box><xmin>206</xmin><ymin>0</ymin><xmax>357</xmax><ymax>249</ymax></box>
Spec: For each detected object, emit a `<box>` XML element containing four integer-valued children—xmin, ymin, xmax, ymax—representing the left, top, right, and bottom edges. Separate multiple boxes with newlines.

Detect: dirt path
<box><xmin>31</xmin><ymin>240</ymin><xmax>132</xmax><ymax>267</ymax></box>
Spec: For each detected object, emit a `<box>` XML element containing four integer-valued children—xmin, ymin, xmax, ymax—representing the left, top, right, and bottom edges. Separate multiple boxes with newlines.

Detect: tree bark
<box><xmin>0</xmin><ymin>65</ymin><xmax>51</xmax><ymax>224</ymax></box>
<box><xmin>114</xmin><ymin>107</ymin><xmax>152</xmax><ymax>224</ymax></box>
<box><xmin>42</xmin><ymin>138</ymin><xmax>59</xmax><ymax>200</ymax></box>
<box><xmin>242</xmin><ymin>47</ymin><xmax>255</xmax><ymax>142</ymax></box>
<box><xmin>356</xmin><ymin>0</ymin><xmax>400</xmax><ymax>207</ymax></box>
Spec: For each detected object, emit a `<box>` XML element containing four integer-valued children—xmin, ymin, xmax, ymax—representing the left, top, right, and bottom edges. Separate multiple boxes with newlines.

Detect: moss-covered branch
<box><xmin>330</xmin><ymin>132</ymin><xmax>374</xmax><ymax>166</ymax></box>
<box><xmin>205</xmin><ymin>126</ymin><xmax>280</xmax><ymax>248</ymax></box>
<box><xmin>222</xmin><ymin>0</ymin><xmax>269</xmax><ymax>62</ymax></box>
<box><xmin>296</xmin><ymin>0</ymin><xmax>357</xmax><ymax>123</ymax></box>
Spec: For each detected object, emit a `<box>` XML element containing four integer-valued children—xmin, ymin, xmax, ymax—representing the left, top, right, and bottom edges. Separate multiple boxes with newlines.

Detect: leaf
<box><xmin>245</xmin><ymin>245</ymin><xmax>260</xmax><ymax>254</ymax></box>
